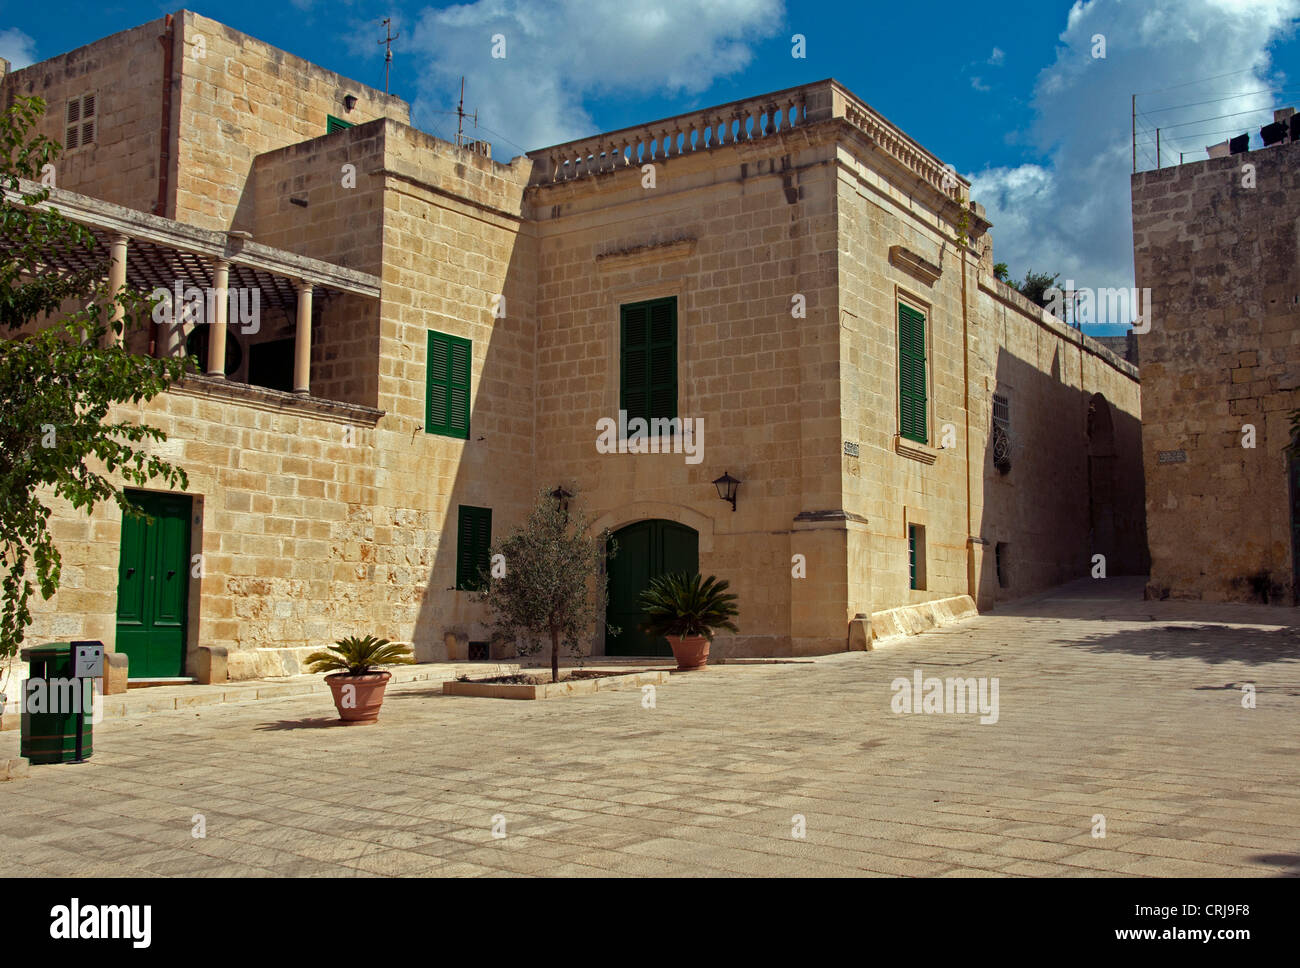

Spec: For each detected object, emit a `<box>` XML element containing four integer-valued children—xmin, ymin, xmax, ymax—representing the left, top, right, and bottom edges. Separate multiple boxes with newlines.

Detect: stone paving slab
<box><xmin>1</xmin><ymin>576</ymin><xmax>1298</xmax><ymax>877</ymax></box>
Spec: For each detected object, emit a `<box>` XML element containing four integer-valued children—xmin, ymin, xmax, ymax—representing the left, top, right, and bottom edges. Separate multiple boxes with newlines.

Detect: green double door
<box><xmin>605</xmin><ymin>520</ymin><xmax>698</xmax><ymax>657</ymax></box>
<box><xmin>115</xmin><ymin>491</ymin><xmax>191</xmax><ymax>678</ymax></box>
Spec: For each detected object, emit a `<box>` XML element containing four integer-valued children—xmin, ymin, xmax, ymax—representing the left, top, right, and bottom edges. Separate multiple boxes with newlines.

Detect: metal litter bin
<box><xmin>19</xmin><ymin>643</ymin><xmax>93</xmax><ymax>764</ymax></box>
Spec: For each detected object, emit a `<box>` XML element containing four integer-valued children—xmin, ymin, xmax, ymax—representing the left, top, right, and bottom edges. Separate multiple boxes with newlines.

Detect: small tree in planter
<box><xmin>476</xmin><ymin>488</ymin><xmax>615</xmax><ymax>683</ymax></box>
<box><xmin>304</xmin><ymin>635</ymin><xmax>414</xmax><ymax>725</ymax></box>
<box><xmin>639</xmin><ymin>573</ymin><xmax>739</xmax><ymax>671</ymax></box>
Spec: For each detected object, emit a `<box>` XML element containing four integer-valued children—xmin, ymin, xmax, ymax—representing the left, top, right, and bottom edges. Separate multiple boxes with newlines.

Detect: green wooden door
<box><xmin>115</xmin><ymin>491</ymin><xmax>191</xmax><ymax>678</ymax></box>
<box><xmin>605</xmin><ymin>519</ymin><xmax>699</xmax><ymax>657</ymax></box>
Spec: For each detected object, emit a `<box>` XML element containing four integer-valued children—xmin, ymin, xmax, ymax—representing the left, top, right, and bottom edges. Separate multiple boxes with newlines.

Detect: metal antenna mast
<box><xmin>378</xmin><ymin>18</ymin><xmax>399</xmax><ymax>94</ymax></box>
<box><xmin>456</xmin><ymin>76</ymin><xmax>477</xmax><ymax>147</ymax></box>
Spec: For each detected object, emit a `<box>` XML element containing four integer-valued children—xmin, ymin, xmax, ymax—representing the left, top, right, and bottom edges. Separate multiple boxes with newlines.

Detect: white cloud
<box><xmin>968</xmin><ymin>0</ymin><xmax>1299</xmax><ymax>310</ymax></box>
<box><xmin>0</xmin><ymin>27</ymin><xmax>37</xmax><ymax>69</ymax></box>
<box><xmin>405</xmin><ymin>0</ymin><xmax>784</xmax><ymax>156</ymax></box>
<box><xmin>971</xmin><ymin>76</ymin><xmax>991</xmax><ymax>92</ymax></box>
<box><xmin>988</xmin><ymin>46</ymin><xmax>1005</xmax><ymax>66</ymax></box>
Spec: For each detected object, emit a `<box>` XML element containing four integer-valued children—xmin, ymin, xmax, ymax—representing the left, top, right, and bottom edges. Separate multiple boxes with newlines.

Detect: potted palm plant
<box><xmin>639</xmin><ymin>572</ymin><xmax>739</xmax><ymax>671</ymax></box>
<box><xmin>304</xmin><ymin>635</ymin><xmax>415</xmax><ymax>725</ymax></box>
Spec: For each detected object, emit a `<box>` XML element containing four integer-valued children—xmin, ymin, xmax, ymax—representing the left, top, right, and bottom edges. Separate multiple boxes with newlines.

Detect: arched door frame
<box><xmin>588</xmin><ymin>501</ymin><xmax>715</xmax><ymax>553</ymax></box>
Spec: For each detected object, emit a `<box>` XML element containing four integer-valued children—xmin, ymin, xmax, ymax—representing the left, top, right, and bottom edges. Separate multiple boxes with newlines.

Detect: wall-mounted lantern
<box><xmin>343</xmin><ymin>94</ymin><xmax>358</xmax><ymax>112</ymax></box>
<box><xmin>549</xmin><ymin>485</ymin><xmax>572</xmax><ymax>514</ymax></box>
<box><xmin>712</xmin><ymin>471</ymin><xmax>741</xmax><ymax>512</ymax></box>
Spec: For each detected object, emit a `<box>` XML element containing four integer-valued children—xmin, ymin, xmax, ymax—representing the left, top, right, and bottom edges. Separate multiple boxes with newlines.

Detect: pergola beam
<box><xmin>2</xmin><ymin>180</ymin><xmax>381</xmax><ymax>300</ymax></box>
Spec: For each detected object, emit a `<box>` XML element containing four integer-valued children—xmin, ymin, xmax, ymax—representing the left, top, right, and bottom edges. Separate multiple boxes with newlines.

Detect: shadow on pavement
<box><xmin>1063</xmin><ymin>623</ymin><xmax>1300</xmax><ymax>666</ymax></box>
<box><xmin>254</xmin><ymin>717</ymin><xmax>351</xmax><ymax>731</ymax></box>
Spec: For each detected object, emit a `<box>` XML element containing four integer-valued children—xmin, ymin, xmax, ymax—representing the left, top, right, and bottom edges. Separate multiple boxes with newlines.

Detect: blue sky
<box><xmin>3</xmin><ymin>0</ymin><xmax>1298</xmax><ymax>333</ymax></box>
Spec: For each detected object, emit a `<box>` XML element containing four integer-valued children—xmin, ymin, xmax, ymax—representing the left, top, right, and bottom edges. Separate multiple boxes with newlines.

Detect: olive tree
<box><xmin>475</xmin><ymin>489</ymin><xmax>616</xmax><ymax>682</ymax></box>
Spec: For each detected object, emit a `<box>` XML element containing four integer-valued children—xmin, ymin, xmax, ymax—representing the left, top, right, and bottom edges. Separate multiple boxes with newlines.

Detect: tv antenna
<box><xmin>456</xmin><ymin>76</ymin><xmax>478</xmax><ymax>147</ymax></box>
<box><xmin>378</xmin><ymin>18</ymin><xmax>399</xmax><ymax>94</ymax></box>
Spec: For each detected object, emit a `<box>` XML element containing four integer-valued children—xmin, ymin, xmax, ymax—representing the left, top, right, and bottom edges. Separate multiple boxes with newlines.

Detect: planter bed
<box><xmin>442</xmin><ymin>669</ymin><xmax>669</xmax><ymax>701</ymax></box>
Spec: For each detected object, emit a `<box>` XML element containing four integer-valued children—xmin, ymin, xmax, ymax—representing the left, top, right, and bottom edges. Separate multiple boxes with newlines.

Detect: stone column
<box><xmin>206</xmin><ymin>259</ymin><xmax>230</xmax><ymax>376</ymax></box>
<box><xmin>294</xmin><ymin>280</ymin><xmax>313</xmax><ymax>395</ymax></box>
<box><xmin>106</xmin><ymin>233</ymin><xmax>129</xmax><ymax>346</ymax></box>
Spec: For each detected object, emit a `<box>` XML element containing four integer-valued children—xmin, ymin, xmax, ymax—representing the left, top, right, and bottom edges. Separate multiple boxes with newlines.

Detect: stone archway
<box><xmin>588</xmin><ymin>501</ymin><xmax>715</xmax><ymax>552</ymax></box>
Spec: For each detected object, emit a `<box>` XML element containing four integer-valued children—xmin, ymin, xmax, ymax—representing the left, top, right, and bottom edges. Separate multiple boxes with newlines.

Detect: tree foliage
<box><xmin>1010</xmin><ymin>269</ymin><xmax>1061</xmax><ymax>308</ymax></box>
<box><xmin>1</xmin><ymin>96</ymin><xmax>193</xmax><ymax>659</ymax></box>
<box><xmin>475</xmin><ymin>489</ymin><xmax>615</xmax><ymax>682</ymax></box>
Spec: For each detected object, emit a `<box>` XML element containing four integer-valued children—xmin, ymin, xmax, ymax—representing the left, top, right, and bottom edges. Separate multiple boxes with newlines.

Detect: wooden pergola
<box><xmin>2</xmin><ymin>180</ymin><xmax>381</xmax><ymax>396</ymax></box>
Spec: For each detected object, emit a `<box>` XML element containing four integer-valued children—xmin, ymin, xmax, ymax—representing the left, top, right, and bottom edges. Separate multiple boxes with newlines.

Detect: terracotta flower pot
<box><xmin>325</xmin><ymin>671</ymin><xmax>392</xmax><ymax>724</ymax></box>
<box><xmin>666</xmin><ymin>635</ymin><xmax>710</xmax><ymax>671</ymax></box>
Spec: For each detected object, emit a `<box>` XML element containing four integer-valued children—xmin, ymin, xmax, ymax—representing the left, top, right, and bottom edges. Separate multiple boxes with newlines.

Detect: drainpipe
<box><xmin>155</xmin><ymin>14</ymin><xmax>174</xmax><ymax>218</ymax></box>
<box><xmin>960</xmin><ymin>213</ymin><xmax>974</xmax><ymax>602</ymax></box>
<box><xmin>150</xmin><ymin>14</ymin><xmax>175</xmax><ymax>358</ymax></box>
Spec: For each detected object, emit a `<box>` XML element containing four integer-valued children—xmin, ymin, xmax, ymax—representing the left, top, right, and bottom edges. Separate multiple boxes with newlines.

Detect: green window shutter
<box><xmin>898</xmin><ymin>303</ymin><xmax>928</xmax><ymax>444</ymax></box>
<box><xmin>456</xmin><ymin>505</ymin><xmax>492</xmax><ymax>591</ymax></box>
<box><xmin>620</xmin><ymin>297</ymin><xmax>676</xmax><ymax>423</ymax></box>
<box><xmin>620</xmin><ymin>302</ymin><xmax>650</xmax><ymax>421</ymax></box>
<box><xmin>648</xmin><ymin>299</ymin><xmax>677</xmax><ymax>421</ymax></box>
<box><xmin>426</xmin><ymin>330</ymin><xmax>471</xmax><ymax>439</ymax></box>
<box><xmin>327</xmin><ymin>115</ymin><xmax>355</xmax><ymax>134</ymax></box>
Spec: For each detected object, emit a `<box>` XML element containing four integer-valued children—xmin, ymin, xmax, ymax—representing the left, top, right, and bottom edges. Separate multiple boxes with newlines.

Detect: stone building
<box><xmin>1132</xmin><ymin>133</ymin><xmax>1300</xmax><ymax>603</ymax></box>
<box><xmin>2</xmin><ymin>10</ymin><xmax>1145</xmax><ymax>683</ymax></box>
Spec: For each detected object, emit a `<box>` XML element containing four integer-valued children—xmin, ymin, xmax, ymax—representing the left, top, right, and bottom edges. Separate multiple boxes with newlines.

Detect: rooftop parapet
<box><xmin>526</xmin><ymin>79</ymin><xmax>969</xmax><ymax>202</ymax></box>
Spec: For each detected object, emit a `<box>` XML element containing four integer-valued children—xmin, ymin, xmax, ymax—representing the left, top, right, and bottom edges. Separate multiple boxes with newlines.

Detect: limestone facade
<box><xmin>3</xmin><ymin>12</ymin><xmax>1145</xmax><ymax>679</ymax></box>
<box><xmin>1133</xmin><ymin>138</ymin><xmax>1300</xmax><ymax>603</ymax></box>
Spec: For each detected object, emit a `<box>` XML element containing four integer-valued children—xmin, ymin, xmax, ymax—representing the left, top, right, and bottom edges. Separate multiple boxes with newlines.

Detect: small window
<box><xmin>620</xmin><ymin>296</ymin><xmax>677</xmax><ymax>427</ymax></box>
<box><xmin>456</xmin><ymin>506</ymin><xmax>492</xmax><ymax>591</ymax></box>
<box><xmin>898</xmin><ymin>302</ymin><xmax>928</xmax><ymax>444</ymax></box>
<box><xmin>65</xmin><ymin>93</ymin><xmax>97</xmax><ymax>150</ymax></box>
<box><xmin>993</xmin><ymin>393</ymin><xmax>1010</xmax><ymax>429</ymax></box>
<box><xmin>992</xmin><ymin>392</ymin><xmax>1012</xmax><ymax>474</ymax></box>
<box><xmin>327</xmin><ymin>115</ymin><xmax>355</xmax><ymax>134</ymax></box>
<box><xmin>426</xmin><ymin>330</ymin><xmax>471</xmax><ymax>439</ymax></box>
<box><xmin>995</xmin><ymin>542</ymin><xmax>1010</xmax><ymax>589</ymax></box>
<box><xmin>908</xmin><ymin>524</ymin><xmax>926</xmax><ymax>590</ymax></box>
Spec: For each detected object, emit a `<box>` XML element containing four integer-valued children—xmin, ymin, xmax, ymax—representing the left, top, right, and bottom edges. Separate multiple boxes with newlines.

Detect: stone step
<box><xmin>0</xmin><ymin>661</ymin><xmax>521</xmax><ymax>729</ymax></box>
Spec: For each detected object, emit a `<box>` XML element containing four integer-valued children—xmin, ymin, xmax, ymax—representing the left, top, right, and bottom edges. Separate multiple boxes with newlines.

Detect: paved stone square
<box><xmin>1</xmin><ymin>577</ymin><xmax>1297</xmax><ymax>877</ymax></box>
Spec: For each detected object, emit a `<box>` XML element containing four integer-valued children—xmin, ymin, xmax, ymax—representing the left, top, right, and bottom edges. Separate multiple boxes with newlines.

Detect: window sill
<box><xmin>895</xmin><ymin>434</ymin><xmax>938</xmax><ymax>465</ymax></box>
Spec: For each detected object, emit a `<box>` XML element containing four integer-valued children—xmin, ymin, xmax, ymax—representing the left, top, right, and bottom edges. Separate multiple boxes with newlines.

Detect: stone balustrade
<box><xmin>528</xmin><ymin>83</ymin><xmax>832</xmax><ymax>184</ymax></box>
<box><xmin>526</xmin><ymin>80</ymin><xmax>967</xmax><ymax>203</ymax></box>
<box><xmin>841</xmin><ymin>98</ymin><xmax>965</xmax><ymax>201</ymax></box>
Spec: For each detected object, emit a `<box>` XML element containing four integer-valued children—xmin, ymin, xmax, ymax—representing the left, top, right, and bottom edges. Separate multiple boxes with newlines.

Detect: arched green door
<box><xmin>606</xmin><ymin>520</ymin><xmax>699</xmax><ymax>656</ymax></box>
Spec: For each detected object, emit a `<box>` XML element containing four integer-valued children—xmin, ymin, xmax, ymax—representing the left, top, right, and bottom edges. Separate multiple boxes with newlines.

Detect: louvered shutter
<box><xmin>81</xmin><ymin>93</ymin><xmax>96</xmax><ymax>145</ymax></box>
<box><xmin>426</xmin><ymin>330</ymin><xmax>471</xmax><ymax>439</ymax></box>
<box><xmin>426</xmin><ymin>332</ymin><xmax>450</xmax><ymax>434</ymax></box>
<box><xmin>65</xmin><ymin>98</ymin><xmax>81</xmax><ymax>149</ymax></box>
<box><xmin>620</xmin><ymin>302</ymin><xmax>650</xmax><ymax>421</ymax></box>
<box><xmin>621</xmin><ymin>297</ymin><xmax>676</xmax><ymax>424</ymax></box>
<box><xmin>647</xmin><ymin>299</ymin><xmax>677</xmax><ymax>422</ymax></box>
<box><xmin>456</xmin><ymin>506</ymin><xmax>491</xmax><ymax>590</ymax></box>
<box><xmin>898</xmin><ymin>303</ymin><xmax>928</xmax><ymax>444</ymax></box>
<box><xmin>449</xmin><ymin>337</ymin><xmax>471</xmax><ymax>438</ymax></box>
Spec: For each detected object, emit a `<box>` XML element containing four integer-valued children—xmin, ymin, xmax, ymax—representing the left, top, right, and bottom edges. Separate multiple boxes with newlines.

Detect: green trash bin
<box><xmin>19</xmin><ymin>643</ymin><xmax>93</xmax><ymax>764</ymax></box>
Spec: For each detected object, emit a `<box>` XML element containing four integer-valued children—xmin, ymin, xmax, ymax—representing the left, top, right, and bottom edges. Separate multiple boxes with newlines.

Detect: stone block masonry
<box><xmin>1133</xmin><ymin>139</ymin><xmax>1300</xmax><ymax>603</ymax></box>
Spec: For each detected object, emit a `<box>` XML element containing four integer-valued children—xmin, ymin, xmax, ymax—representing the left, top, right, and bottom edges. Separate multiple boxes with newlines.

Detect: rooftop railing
<box><xmin>526</xmin><ymin>79</ymin><xmax>967</xmax><ymax>202</ymax></box>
